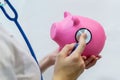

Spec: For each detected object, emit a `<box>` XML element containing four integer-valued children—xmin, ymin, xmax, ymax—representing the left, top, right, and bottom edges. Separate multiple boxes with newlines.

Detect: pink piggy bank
<box><xmin>50</xmin><ymin>12</ymin><xmax>106</xmax><ymax>57</ymax></box>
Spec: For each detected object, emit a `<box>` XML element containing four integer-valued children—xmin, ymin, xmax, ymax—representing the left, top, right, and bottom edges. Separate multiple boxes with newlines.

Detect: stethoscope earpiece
<box><xmin>75</xmin><ymin>28</ymin><xmax>92</xmax><ymax>44</ymax></box>
<box><xmin>0</xmin><ymin>0</ymin><xmax>6</xmax><ymax>6</ymax></box>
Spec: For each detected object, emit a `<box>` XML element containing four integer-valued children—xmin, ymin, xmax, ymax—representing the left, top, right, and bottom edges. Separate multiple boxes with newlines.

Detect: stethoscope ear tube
<box><xmin>0</xmin><ymin>0</ymin><xmax>18</xmax><ymax>21</ymax></box>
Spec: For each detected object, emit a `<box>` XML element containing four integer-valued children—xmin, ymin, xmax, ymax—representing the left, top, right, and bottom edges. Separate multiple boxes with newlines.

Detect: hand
<box><xmin>39</xmin><ymin>49</ymin><xmax>59</xmax><ymax>73</ymax></box>
<box><xmin>82</xmin><ymin>55</ymin><xmax>101</xmax><ymax>69</ymax></box>
<box><xmin>53</xmin><ymin>33</ymin><xmax>86</xmax><ymax>80</ymax></box>
<box><xmin>46</xmin><ymin>49</ymin><xmax>59</xmax><ymax>65</ymax></box>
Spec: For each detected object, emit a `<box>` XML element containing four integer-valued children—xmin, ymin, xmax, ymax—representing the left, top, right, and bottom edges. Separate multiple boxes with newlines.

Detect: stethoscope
<box><xmin>0</xmin><ymin>0</ymin><xmax>43</xmax><ymax>80</ymax></box>
<box><xmin>0</xmin><ymin>0</ymin><xmax>92</xmax><ymax>79</ymax></box>
<box><xmin>72</xmin><ymin>28</ymin><xmax>92</xmax><ymax>52</ymax></box>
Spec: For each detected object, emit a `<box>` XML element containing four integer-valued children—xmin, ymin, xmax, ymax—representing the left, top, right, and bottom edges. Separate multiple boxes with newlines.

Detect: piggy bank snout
<box><xmin>50</xmin><ymin>23</ymin><xmax>63</xmax><ymax>39</ymax></box>
<box><xmin>50</xmin><ymin>23</ymin><xmax>57</xmax><ymax>39</ymax></box>
<box><xmin>50</xmin><ymin>23</ymin><xmax>63</xmax><ymax>46</ymax></box>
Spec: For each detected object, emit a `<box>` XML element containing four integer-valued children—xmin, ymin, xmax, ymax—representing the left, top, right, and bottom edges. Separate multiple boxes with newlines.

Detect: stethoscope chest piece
<box><xmin>75</xmin><ymin>28</ymin><xmax>92</xmax><ymax>44</ymax></box>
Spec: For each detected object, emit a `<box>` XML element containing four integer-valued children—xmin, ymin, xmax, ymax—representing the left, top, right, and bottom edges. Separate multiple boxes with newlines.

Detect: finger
<box><xmin>82</xmin><ymin>56</ymin><xmax>87</xmax><ymax>60</ymax></box>
<box><xmin>97</xmin><ymin>55</ymin><xmax>102</xmax><ymax>59</ymax></box>
<box><xmin>85</xmin><ymin>57</ymin><xmax>97</xmax><ymax>69</ymax></box>
<box><xmin>85</xmin><ymin>55</ymin><xmax>96</xmax><ymax>66</ymax></box>
<box><xmin>73</xmin><ymin>33</ymin><xmax>86</xmax><ymax>55</ymax></box>
<box><xmin>59</xmin><ymin>43</ymin><xmax>75</xmax><ymax>57</ymax></box>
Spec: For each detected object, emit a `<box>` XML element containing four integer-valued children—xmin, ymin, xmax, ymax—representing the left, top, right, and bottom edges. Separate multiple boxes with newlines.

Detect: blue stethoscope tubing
<box><xmin>0</xmin><ymin>1</ymin><xmax>38</xmax><ymax>64</ymax></box>
<box><xmin>0</xmin><ymin>0</ymin><xmax>43</xmax><ymax>80</ymax></box>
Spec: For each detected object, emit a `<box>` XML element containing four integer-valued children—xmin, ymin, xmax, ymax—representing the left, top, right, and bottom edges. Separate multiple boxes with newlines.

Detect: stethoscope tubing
<box><xmin>0</xmin><ymin>0</ymin><xmax>43</xmax><ymax>80</ymax></box>
<box><xmin>0</xmin><ymin>0</ymin><xmax>38</xmax><ymax>64</ymax></box>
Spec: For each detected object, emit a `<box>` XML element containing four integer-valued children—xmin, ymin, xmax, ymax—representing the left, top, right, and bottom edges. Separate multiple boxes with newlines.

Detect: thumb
<box><xmin>59</xmin><ymin>43</ymin><xmax>75</xmax><ymax>57</ymax></box>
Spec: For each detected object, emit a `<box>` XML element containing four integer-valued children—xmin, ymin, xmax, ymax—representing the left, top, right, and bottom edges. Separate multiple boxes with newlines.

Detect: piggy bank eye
<box><xmin>75</xmin><ymin>28</ymin><xmax>92</xmax><ymax>44</ymax></box>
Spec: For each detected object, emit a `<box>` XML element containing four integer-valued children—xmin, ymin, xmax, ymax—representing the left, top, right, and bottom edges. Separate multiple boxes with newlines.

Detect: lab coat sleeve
<box><xmin>0</xmin><ymin>39</ymin><xmax>17</xmax><ymax>80</ymax></box>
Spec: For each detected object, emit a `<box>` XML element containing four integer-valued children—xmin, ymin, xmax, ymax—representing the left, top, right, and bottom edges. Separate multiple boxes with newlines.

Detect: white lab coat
<box><xmin>0</xmin><ymin>25</ymin><xmax>41</xmax><ymax>80</ymax></box>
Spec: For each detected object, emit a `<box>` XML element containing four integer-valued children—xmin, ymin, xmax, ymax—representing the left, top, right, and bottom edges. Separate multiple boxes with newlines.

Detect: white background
<box><xmin>0</xmin><ymin>0</ymin><xmax>120</xmax><ymax>80</ymax></box>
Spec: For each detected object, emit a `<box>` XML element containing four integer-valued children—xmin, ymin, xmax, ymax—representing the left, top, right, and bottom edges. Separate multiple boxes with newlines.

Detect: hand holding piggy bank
<box><xmin>50</xmin><ymin>12</ymin><xmax>106</xmax><ymax>57</ymax></box>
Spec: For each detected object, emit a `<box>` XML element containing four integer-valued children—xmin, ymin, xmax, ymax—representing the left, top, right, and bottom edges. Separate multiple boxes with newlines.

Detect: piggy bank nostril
<box><xmin>75</xmin><ymin>28</ymin><xmax>92</xmax><ymax>44</ymax></box>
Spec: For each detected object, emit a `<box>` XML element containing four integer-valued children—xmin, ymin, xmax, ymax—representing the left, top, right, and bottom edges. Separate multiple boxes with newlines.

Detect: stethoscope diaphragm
<box><xmin>75</xmin><ymin>28</ymin><xmax>92</xmax><ymax>44</ymax></box>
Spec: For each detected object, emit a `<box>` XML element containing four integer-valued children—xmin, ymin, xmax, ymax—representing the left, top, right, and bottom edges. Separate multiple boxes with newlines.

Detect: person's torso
<box><xmin>0</xmin><ymin>25</ymin><xmax>41</xmax><ymax>80</ymax></box>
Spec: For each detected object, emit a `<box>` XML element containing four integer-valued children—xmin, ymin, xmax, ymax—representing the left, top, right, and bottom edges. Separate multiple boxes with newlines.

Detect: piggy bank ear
<box><xmin>64</xmin><ymin>12</ymin><xmax>71</xmax><ymax>18</ymax></box>
<box><xmin>72</xmin><ymin>16</ymin><xmax>80</xmax><ymax>26</ymax></box>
